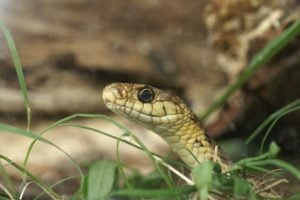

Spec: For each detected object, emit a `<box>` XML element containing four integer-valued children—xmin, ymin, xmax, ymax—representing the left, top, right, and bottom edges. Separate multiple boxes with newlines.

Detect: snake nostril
<box><xmin>112</xmin><ymin>87</ymin><xmax>122</xmax><ymax>99</ymax></box>
<box><xmin>102</xmin><ymin>84</ymin><xmax>122</xmax><ymax>103</ymax></box>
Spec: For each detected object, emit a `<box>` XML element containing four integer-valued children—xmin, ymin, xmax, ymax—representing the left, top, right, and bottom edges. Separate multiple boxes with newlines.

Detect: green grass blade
<box><xmin>0</xmin><ymin>161</ymin><xmax>16</xmax><ymax>198</ymax></box>
<box><xmin>22</xmin><ymin>113</ymin><xmax>175</xmax><ymax>198</ymax></box>
<box><xmin>69</xmin><ymin>114</ymin><xmax>178</xmax><ymax>189</ymax></box>
<box><xmin>246</xmin><ymin>98</ymin><xmax>300</xmax><ymax>144</ymax></box>
<box><xmin>0</xmin><ymin>22</ymin><xmax>31</xmax><ymax>131</ymax></box>
<box><xmin>61</xmin><ymin>124</ymin><xmax>146</xmax><ymax>153</ymax></box>
<box><xmin>0</xmin><ymin>154</ymin><xmax>61</xmax><ymax>200</ymax></box>
<box><xmin>201</xmin><ymin>19</ymin><xmax>300</xmax><ymax>122</ymax></box>
<box><xmin>121</xmin><ymin>131</ymin><xmax>177</xmax><ymax>192</ymax></box>
<box><xmin>96</xmin><ymin>114</ymin><xmax>178</xmax><ymax>191</ymax></box>
<box><xmin>23</xmin><ymin>114</ymin><xmax>110</xmax><ymax>170</ymax></box>
<box><xmin>33</xmin><ymin>176</ymin><xmax>77</xmax><ymax>200</ymax></box>
<box><xmin>61</xmin><ymin>123</ymin><xmax>185</xmax><ymax>167</ymax></box>
<box><xmin>235</xmin><ymin>152</ymin><xmax>270</xmax><ymax>167</ymax></box>
<box><xmin>62</xmin><ymin>123</ymin><xmax>184</xmax><ymax>194</ymax></box>
<box><xmin>0</xmin><ymin>123</ymin><xmax>51</xmax><ymax>144</ymax></box>
<box><xmin>124</xmin><ymin>133</ymin><xmax>177</xmax><ymax>191</ymax></box>
<box><xmin>111</xmin><ymin>186</ymin><xmax>194</xmax><ymax>198</ymax></box>
<box><xmin>236</xmin><ymin>142</ymin><xmax>280</xmax><ymax>166</ymax></box>
<box><xmin>0</xmin><ymin>181</ymin><xmax>14</xmax><ymax>200</ymax></box>
<box><xmin>116</xmin><ymin>133</ymin><xmax>133</xmax><ymax>189</ymax></box>
<box><xmin>259</xmin><ymin>105</ymin><xmax>300</xmax><ymax>154</ymax></box>
<box><xmin>0</xmin><ymin>122</ymin><xmax>85</xmax><ymax>198</ymax></box>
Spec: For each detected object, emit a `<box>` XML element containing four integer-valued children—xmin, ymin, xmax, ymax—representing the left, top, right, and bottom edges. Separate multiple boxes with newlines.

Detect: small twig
<box><xmin>255</xmin><ymin>177</ymin><xmax>276</xmax><ymax>188</ymax></box>
<box><xmin>19</xmin><ymin>181</ymin><xmax>33</xmax><ymax>199</ymax></box>
<box><xmin>154</xmin><ymin>156</ymin><xmax>194</xmax><ymax>185</ymax></box>
<box><xmin>208</xmin><ymin>195</ymin><xmax>216</xmax><ymax>200</ymax></box>
<box><xmin>213</xmin><ymin>145</ymin><xmax>218</xmax><ymax>163</ymax></box>
<box><xmin>261</xmin><ymin>168</ymin><xmax>283</xmax><ymax>179</ymax></box>
<box><xmin>256</xmin><ymin>178</ymin><xmax>288</xmax><ymax>194</ymax></box>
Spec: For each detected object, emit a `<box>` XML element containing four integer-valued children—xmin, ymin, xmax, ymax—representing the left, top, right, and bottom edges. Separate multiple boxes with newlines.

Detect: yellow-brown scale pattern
<box><xmin>102</xmin><ymin>82</ymin><xmax>230</xmax><ymax>172</ymax></box>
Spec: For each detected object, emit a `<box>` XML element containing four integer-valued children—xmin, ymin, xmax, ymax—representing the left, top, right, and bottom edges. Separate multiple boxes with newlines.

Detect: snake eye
<box><xmin>137</xmin><ymin>87</ymin><xmax>155</xmax><ymax>103</ymax></box>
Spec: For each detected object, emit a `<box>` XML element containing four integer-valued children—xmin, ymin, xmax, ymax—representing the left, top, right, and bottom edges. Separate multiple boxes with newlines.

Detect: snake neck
<box><xmin>153</xmin><ymin>115</ymin><xmax>230</xmax><ymax>172</ymax></box>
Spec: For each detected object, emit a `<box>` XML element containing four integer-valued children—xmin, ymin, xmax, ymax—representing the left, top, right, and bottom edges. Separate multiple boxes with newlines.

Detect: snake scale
<box><xmin>102</xmin><ymin>82</ymin><xmax>230</xmax><ymax>172</ymax></box>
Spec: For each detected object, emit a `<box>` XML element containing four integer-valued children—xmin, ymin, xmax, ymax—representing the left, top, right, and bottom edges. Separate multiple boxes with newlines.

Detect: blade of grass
<box><xmin>201</xmin><ymin>19</ymin><xmax>300</xmax><ymax>122</ymax></box>
<box><xmin>22</xmin><ymin>113</ymin><xmax>179</xmax><ymax>198</ymax></box>
<box><xmin>93</xmin><ymin>116</ymin><xmax>189</xmax><ymax>192</ymax></box>
<box><xmin>19</xmin><ymin>181</ymin><xmax>34</xmax><ymax>200</ymax></box>
<box><xmin>94</xmin><ymin>115</ymin><xmax>179</xmax><ymax>193</ymax></box>
<box><xmin>0</xmin><ymin>22</ymin><xmax>31</xmax><ymax>131</ymax></box>
<box><xmin>0</xmin><ymin>154</ymin><xmax>61</xmax><ymax>200</ymax></box>
<box><xmin>0</xmin><ymin>123</ymin><xmax>85</xmax><ymax>198</ymax></box>
<box><xmin>236</xmin><ymin>142</ymin><xmax>280</xmax><ymax>166</ymax></box>
<box><xmin>116</xmin><ymin>134</ymin><xmax>133</xmax><ymax>189</ymax></box>
<box><xmin>62</xmin><ymin>124</ymin><xmax>148</xmax><ymax>154</ymax></box>
<box><xmin>0</xmin><ymin>183</ymin><xmax>14</xmax><ymax>200</ymax></box>
<box><xmin>246</xmin><ymin>98</ymin><xmax>300</xmax><ymax>144</ymax></box>
<box><xmin>259</xmin><ymin>105</ymin><xmax>300</xmax><ymax>154</ymax></box>
<box><xmin>117</xmin><ymin>128</ymin><xmax>178</xmax><ymax>192</ymax></box>
<box><xmin>33</xmin><ymin>176</ymin><xmax>78</xmax><ymax>200</ymax></box>
<box><xmin>123</xmin><ymin>132</ymin><xmax>178</xmax><ymax>192</ymax></box>
<box><xmin>51</xmin><ymin>114</ymin><xmax>178</xmax><ymax>189</ymax></box>
<box><xmin>22</xmin><ymin>114</ymin><xmax>112</xmax><ymax>198</ymax></box>
<box><xmin>0</xmin><ymin>123</ymin><xmax>81</xmax><ymax>169</ymax></box>
<box><xmin>111</xmin><ymin>186</ymin><xmax>194</xmax><ymax>198</ymax></box>
<box><xmin>64</xmin><ymin>123</ymin><xmax>193</xmax><ymax>188</ymax></box>
<box><xmin>0</xmin><ymin>123</ymin><xmax>51</xmax><ymax>144</ymax></box>
<box><xmin>0</xmin><ymin>161</ymin><xmax>16</xmax><ymax>198</ymax></box>
<box><xmin>235</xmin><ymin>152</ymin><xmax>272</xmax><ymax>167</ymax></box>
<box><xmin>61</xmin><ymin>123</ymin><xmax>187</xmax><ymax>168</ymax></box>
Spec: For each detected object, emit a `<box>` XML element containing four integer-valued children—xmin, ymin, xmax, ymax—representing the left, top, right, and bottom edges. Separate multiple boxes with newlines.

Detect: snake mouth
<box><xmin>104</xmin><ymin>102</ymin><xmax>114</xmax><ymax>110</ymax></box>
<box><xmin>102</xmin><ymin>83</ymin><xmax>182</xmax><ymax>126</ymax></box>
<box><xmin>104</xmin><ymin>100</ymin><xmax>182</xmax><ymax>126</ymax></box>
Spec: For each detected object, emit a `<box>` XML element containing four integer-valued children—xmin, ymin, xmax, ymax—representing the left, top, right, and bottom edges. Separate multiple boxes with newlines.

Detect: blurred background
<box><xmin>0</xmin><ymin>0</ymin><xmax>300</xmax><ymax>196</ymax></box>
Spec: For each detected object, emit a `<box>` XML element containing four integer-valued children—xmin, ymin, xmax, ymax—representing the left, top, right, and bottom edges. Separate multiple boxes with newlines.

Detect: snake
<box><xmin>102</xmin><ymin>82</ymin><xmax>287</xmax><ymax>199</ymax></box>
<box><xmin>102</xmin><ymin>82</ymin><xmax>230</xmax><ymax>172</ymax></box>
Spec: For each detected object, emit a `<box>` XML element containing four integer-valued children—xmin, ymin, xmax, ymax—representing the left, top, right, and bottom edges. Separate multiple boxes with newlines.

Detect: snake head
<box><xmin>102</xmin><ymin>82</ymin><xmax>192</xmax><ymax>133</ymax></box>
<box><xmin>103</xmin><ymin>83</ymin><xmax>231</xmax><ymax>171</ymax></box>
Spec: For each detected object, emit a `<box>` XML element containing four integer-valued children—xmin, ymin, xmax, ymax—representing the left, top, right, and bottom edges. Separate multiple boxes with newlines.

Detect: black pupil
<box><xmin>138</xmin><ymin>87</ymin><xmax>154</xmax><ymax>103</ymax></box>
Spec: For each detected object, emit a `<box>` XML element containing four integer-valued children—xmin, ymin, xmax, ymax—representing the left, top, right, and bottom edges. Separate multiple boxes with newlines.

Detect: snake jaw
<box><xmin>103</xmin><ymin>83</ymin><xmax>184</xmax><ymax>131</ymax></box>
